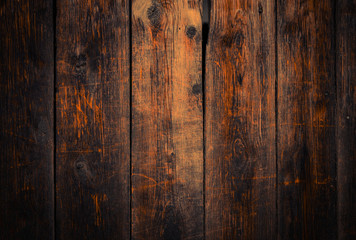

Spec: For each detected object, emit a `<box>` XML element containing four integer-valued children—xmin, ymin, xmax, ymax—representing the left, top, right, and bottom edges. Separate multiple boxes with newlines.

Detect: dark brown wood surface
<box><xmin>1</xmin><ymin>0</ymin><xmax>356</xmax><ymax>239</ymax></box>
<box><xmin>56</xmin><ymin>0</ymin><xmax>130</xmax><ymax>239</ymax></box>
<box><xmin>131</xmin><ymin>0</ymin><xmax>204</xmax><ymax>239</ymax></box>
<box><xmin>0</xmin><ymin>0</ymin><xmax>54</xmax><ymax>239</ymax></box>
<box><xmin>205</xmin><ymin>0</ymin><xmax>276</xmax><ymax>239</ymax></box>
<box><xmin>277</xmin><ymin>0</ymin><xmax>337</xmax><ymax>239</ymax></box>
<box><xmin>336</xmin><ymin>0</ymin><xmax>356</xmax><ymax>239</ymax></box>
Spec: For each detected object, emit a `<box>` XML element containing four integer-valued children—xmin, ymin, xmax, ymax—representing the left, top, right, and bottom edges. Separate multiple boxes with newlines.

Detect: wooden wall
<box><xmin>0</xmin><ymin>0</ymin><xmax>355</xmax><ymax>239</ymax></box>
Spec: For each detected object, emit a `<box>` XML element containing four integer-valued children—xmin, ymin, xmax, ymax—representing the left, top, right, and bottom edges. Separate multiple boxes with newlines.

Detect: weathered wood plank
<box><xmin>205</xmin><ymin>0</ymin><xmax>276</xmax><ymax>239</ymax></box>
<box><xmin>0</xmin><ymin>1</ymin><xmax>54</xmax><ymax>239</ymax></box>
<box><xmin>277</xmin><ymin>0</ymin><xmax>337</xmax><ymax>239</ymax></box>
<box><xmin>336</xmin><ymin>1</ymin><xmax>356</xmax><ymax>239</ymax></box>
<box><xmin>56</xmin><ymin>0</ymin><xmax>130</xmax><ymax>239</ymax></box>
<box><xmin>131</xmin><ymin>0</ymin><xmax>204</xmax><ymax>239</ymax></box>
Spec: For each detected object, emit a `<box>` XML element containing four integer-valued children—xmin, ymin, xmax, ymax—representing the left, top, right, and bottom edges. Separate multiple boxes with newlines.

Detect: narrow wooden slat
<box><xmin>56</xmin><ymin>0</ymin><xmax>130</xmax><ymax>239</ymax></box>
<box><xmin>131</xmin><ymin>0</ymin><xmax>204</xmax><ymax>239</ymax></box>
<box><xmin>205</xmin><ymin>0</ymin><xmax>276</xmax><ymax>239</ymax></box>
<box><xmin>336</xmin><ymin>1</ymin><xmax>356</xmax><ymax>239</ymax></box>
<box><xmin>277</xmin><ymin>0</ymin><xmax>337</xmax><ymax>239</ymax></box>
<box><xmin>0</xmin><ymin>1</ymin><xmax>54</xmax><ymax>239</ymax></box>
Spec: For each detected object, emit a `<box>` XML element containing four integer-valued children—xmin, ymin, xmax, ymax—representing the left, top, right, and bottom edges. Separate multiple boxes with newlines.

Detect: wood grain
<box><xmin>0</xmin><ymin>0</ymin><xmax>54</xmax><ymax>239</ymax></box>
<box><xmin>56</xmin><ymin>0</ymin><xmax>130</xmax><ymax>239</ymax></box>
<box><xmin>336</xmin><ymin>0</ymin><xmax>356</xmax><ymax>239</ymax></box>
<box><xmin>205</xmin><ymin>0</ymin><xmax>276</xmax><ymax>239</ymax></box>
<box><xmin>131</xmin><ymin>0</ymin><xmax>204</xmax><ymax>239</ymax></box>
<box><xmin>2</xmin><ymin>1</ymin><xmax>356</xmax><ymax>239</ymax></box>
<box><xmin>277</xmin><ymin>0</ymin><xmax>337</xmax><ymax>239</ymax></box>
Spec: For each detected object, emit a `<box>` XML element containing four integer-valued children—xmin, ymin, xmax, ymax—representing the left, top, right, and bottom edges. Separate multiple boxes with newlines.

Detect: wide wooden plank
<box><xmin>0</xmin><ymin>1</ymin><xmax>54</xmax><ymax>239</ymax></box>
<box><xmin>56</xmin><ymin>0</ymin><xmax>130</xmax><ymax>239</ymax></box>
<box><xmin>336</xmin><ymin>1</ymin><xmax>356</xmax><ymax>239</ymax></box>
<box><xmin>205</xmin><ymin>0</ymin><xmax>276</xmax><ymax>239</ymax></box>
<box><xmin>277</xmin><ymin>0</ymin><xmax>337</xmax><ymax>239</ymax></box>
<box><xmin>131</xmin><ymin>0</ymin><xmax>204</xmax><ymax>239</ymax></box>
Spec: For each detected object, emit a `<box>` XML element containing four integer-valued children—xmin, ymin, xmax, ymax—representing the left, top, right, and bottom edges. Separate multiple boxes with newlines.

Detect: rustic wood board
<box><xmin>56</xmin><ymin>0</ymin><xmax>130</xmax><ymax>239</ymax></box>
<box><xmin>205</xmin><ymin>0</ymin><xmax>277</xmax><ymax>239</ymax></box>
<box><xmin>131</xmin><ymin>0</ymin><xmax>204</xmax><ymax>239</ymax></box>
<box><xmin>2</xmin><ymin>0</ymin><xmax>356</xmax><ymax>239</ymax></box>
<box><xmin>336</xmin><ymin>0</ymin><xmax>356</xmax><ymax>239</ymax></box>
<box><xmin>0</xmin><ymin>1</ymin><xmax>54</xmax><ymax>239</ymax></box>
<box><xmin>277</xmin><ymin>0</ymin><xmax>337</xmax><ymax>239</ymax></box>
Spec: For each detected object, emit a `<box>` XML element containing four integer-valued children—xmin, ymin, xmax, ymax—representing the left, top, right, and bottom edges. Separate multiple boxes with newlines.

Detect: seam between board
<box><xmin>129</xmin><ymin>0</ymin><xmax>133</xmax><ymax>239</ymax></box>
<box><xmin>53</xmin><ymin>0</ymin><xmax>57</xmax><ymax>239</ymax></box>
<box><xmin>333</xmin><ymin>0</ymin><xmax>338</xmax><ymax>238</ymax></box>
<box><xmin>275</xmin><ymin>0</ymin><xmax>279</xmax><ymax>239</ymax></box>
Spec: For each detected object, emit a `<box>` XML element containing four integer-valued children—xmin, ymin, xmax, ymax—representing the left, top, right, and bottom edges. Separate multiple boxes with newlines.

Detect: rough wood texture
<box><xmin>336</xmin><ymin>0</ymin><xmax>356</xmax><ymax>239</ymax></box>
<box><xmin>0</xmin><ymin>1</ymin><xmax>54</xmax><ymax>239</ymax></box>
<box><xmin>131</xmin><ymin>0</ymin><xmax>204</xmax><ymax>239</ymax></box>
<box><xmin>2</xmin><ymin>1</ymin><xmax>356</xmax><ymax>239</ymax></box>
<box><xmin>277</xmin><ymin>0</ymin><xmax>337</xmax><ymax>239</ymax></box>
<box><xmin>205</xmin><ymin>0</ymin><xmax>276</xmax><ymax>239</ymax></box>
<box><xmin>56</xmin><ymin>0</ymin><xmax>130</xmax><ymax>239</ymax></box>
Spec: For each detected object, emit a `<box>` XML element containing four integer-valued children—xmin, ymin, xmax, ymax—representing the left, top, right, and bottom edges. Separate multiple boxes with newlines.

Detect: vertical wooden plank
<box><xmin>0</xmin><ymin>1</ymin><xmax>54</xmax><ymax>239</ymax></box>
<box><xmin>131</xmin><ymin>0</ymin><xmax>204</xmax><ymax>239</ymax></box>
<box><xmin>205</xmin><ymin>0</ymin><xmax>276</xmax><ymax>239</ymax></box>
<box><xmin>277</xmin><ymin>0</ymin><xmax>337</xmax><ymax>239</ymax></box>
<box><xmin>336</xmin><ymin>1</ymin><xmax>356</xmax><ymax>239</ymax></box>
<box><xmin>56</xmin><ymin>0</ymin><xmax>130</xmax><ymax>239</ymax></box>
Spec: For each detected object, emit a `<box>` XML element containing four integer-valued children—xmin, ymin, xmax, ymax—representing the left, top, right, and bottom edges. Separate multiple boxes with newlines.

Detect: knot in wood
<box><xmin>186</xmin><ymin>26</ymin><xmax>197</xmax><ymax>39</ymax></box>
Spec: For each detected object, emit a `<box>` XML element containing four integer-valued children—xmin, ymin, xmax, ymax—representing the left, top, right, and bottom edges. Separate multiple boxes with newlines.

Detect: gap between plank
<box><xmin>53</xmin><ymin>0</ymin><xmax>57</xmax><ymax>239</ymax></box>
<box><xmin>274</xmin><ymin>0</ymin><xmax>279</xmax><ymax>238</ymax></box>
<box><xmin>129</xmin><ymin>0</ymin><xmax>133</xmax><ymax>239</ymax></box>
<box><xmin>202</xmin><ymin>0</ymin><xmax>210</xmax><ymax>239</ymax></box>
<box><xmin>333</xmin><ymin>1</ymin><xmax>339</xmax><ymax>237</ymax></box>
